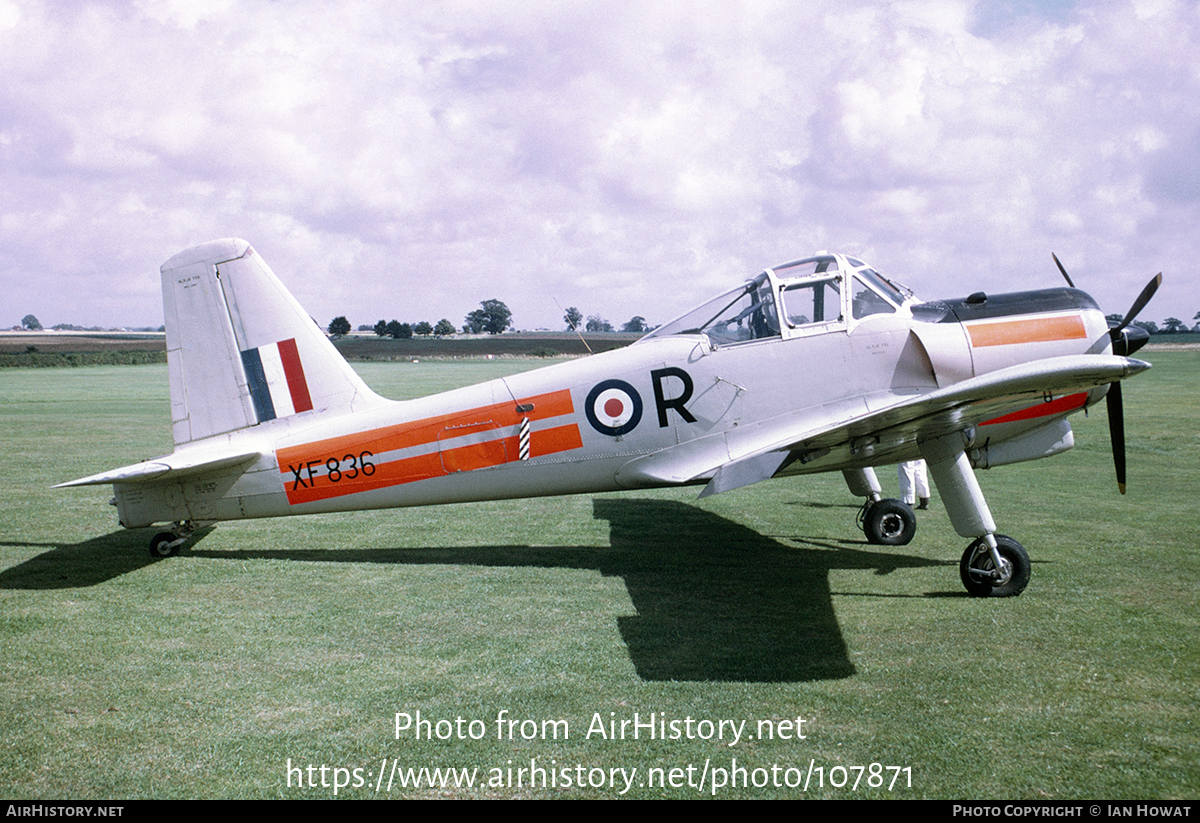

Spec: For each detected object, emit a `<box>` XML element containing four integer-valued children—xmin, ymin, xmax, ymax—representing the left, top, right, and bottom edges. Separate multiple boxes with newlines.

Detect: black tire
<box><xmin>863</xmin><ymin>499</ymin><xmax>917</xmax><ymax>546</ymax></box>
<box><xmin>149</xmin><ymin>531</ymin><xmax>180</xmax><ymax>558</ymax></box>
<box><xmin>960</xmin><ymin>535</ymin><xmax>1030</xmax><ymax>597</ymax></box>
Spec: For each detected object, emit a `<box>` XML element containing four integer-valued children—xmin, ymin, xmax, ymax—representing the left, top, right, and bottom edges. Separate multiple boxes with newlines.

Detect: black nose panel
<box><xmin>913</xmin><ymin>287</ymin><xmax>1100</xmax><ymax>323</ymax></box>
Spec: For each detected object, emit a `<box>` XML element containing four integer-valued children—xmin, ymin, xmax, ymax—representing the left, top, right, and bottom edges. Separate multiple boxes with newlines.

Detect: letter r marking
<box><xmin>651</xmin><ymin>367</ymin><xmax>697</xmax><ymax>427</ymax></box>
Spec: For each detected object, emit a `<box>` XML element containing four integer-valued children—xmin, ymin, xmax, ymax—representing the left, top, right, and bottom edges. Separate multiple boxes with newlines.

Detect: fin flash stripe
<box><xmin>241</xmin><ymin>338</ymin><xmax>313</xmax><ymax>422</ymax></box>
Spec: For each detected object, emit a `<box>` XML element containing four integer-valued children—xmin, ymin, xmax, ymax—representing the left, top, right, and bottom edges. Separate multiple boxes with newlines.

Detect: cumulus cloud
<box><xmin>1</xmin><ymin>0</ymin><xmax>1196</xmax><ymax>331</ymax></box>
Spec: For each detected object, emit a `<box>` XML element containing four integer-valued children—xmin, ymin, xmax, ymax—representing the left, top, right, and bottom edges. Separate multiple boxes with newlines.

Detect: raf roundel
<box><xmin>585</xmin><ymin>379</ymin><xmax>643</xmax><ymax>437</ymax></box>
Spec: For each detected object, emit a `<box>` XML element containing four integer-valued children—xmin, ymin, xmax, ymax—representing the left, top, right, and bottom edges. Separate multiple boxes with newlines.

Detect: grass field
<box><xmin>1</xmin><ymin>354</ymin><xmax>1197</xmax><ymax>799</ymax></box>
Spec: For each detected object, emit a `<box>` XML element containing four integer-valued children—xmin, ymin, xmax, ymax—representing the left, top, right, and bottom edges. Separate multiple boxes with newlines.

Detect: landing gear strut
<box><xmin>148</xmin><ymin>521</ymin><xmax>195</xmax><ymax>558</ymax></box>
<box><xmin>920</xmin><ymin>430</ymin><xmax>1032</xmax><ymax>597</ymax></box>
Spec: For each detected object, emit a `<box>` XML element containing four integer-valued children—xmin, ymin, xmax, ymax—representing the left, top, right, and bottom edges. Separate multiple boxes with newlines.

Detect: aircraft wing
<box><xmin>54</xmin><ymin>449</ymin><xmax>261</xmax><ymax>488</ymax></box>
<box><xmin>615</xmin><ymin>354</ymin><xmax>1149</xmax><ymax>495</ymax></box>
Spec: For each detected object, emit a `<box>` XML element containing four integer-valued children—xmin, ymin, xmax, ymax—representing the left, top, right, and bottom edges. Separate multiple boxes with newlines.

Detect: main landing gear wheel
<box><xmin>960</xmin><ymin>535</ymin><xmax>1030</xmax><ymax>598</ymax></box>
<box><xmin>862</xmin><ymin>498</ymin><xmax>917</xmax><ymax>546</ymax></box>
<box><xmin>149</xmin><ymin>531</ymin><xmax>182</xmax><ymax>558</ymax></box>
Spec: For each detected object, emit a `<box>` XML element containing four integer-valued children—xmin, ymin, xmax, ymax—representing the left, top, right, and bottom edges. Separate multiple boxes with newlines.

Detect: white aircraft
<box><xmin>58</xmin><ymin>239</ymin><xmax>1159</xmax><ymax>597</ymax></box>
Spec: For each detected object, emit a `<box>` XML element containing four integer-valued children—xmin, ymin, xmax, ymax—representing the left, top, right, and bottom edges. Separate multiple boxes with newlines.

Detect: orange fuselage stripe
<box><xmin>281</xmin><ymin>424</ymin><xmax>584</xmax><ymax>505</ymax></box>
<box><xmin>967</xmin><ymin>314</ymin><xmax>1088</xmax><ymax>348</ymax></box>
<box><xmin>276</xmin><ymin>390</ymin><xmax>581</xmax><ymax>505</ymax></box>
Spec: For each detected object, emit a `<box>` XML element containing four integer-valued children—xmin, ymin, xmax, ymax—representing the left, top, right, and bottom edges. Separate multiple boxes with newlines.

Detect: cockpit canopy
<box><xmin>643</xmin><ymin>253</ymin><xmax>913</xmax><ymax>345</ymax></box>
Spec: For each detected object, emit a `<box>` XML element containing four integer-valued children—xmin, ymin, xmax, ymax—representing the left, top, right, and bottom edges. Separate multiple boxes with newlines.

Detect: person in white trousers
<box><xmin>898</xmin><ymin>459</ymin><xmax>930</xmax><ymax>510</ymax></box>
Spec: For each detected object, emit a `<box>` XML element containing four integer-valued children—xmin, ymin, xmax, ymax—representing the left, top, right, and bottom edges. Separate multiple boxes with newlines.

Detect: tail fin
<box><xmin>161</xmin><ymin>238</ymin><xmax>384</xmax><ymax>445</ymax></box>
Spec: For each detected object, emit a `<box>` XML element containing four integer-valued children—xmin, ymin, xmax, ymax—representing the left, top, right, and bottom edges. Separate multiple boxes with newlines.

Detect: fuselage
<box><xmin>111</xmin><ymin>253</ymin><xmax>1112</xmax><ymax>529</ymax></box>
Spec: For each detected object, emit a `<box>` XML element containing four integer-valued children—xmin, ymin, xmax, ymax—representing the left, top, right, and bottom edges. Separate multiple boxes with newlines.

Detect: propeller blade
<box><xmin>1106</xmin><ymin>381</ymin><xmax>1126</xmax><ymax>494</ymax></box>
<box><xmin>1110</xmin><ymin>272</ymin><xmax>1163</xmax><ymax>336</ymax></box>
<box><xmin>1051</xmin><ymin>253</ymin><xmax>1075</xmax><ymax>288</ymax></box>
<box><xmin>1099</xmin><ymin>272</ymin><xmax>1158</xmax><ymax>493</ymax></box>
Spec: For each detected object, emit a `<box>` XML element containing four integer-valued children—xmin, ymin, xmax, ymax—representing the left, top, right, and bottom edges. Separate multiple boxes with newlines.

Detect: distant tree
<box><xmin>413</xmin><ymin>320</ymin><xmax>434</xmax><ymax>336</ymax></box>
<box><xmin>621</xmin><ymin>315</ymin><xmax>648</xmax><ymax>333</ymax></box>
<box><xmin>21</xmin><ymin>314</ymin><xmax>41</xmax><ymax>331</ymax></box>
<box><xmin>327</xmin><ymin>316</ymin><xmax>351</xmax><ymax>337</ymax></box>
<box><xmin>585</xmin><ymin>313</ymin><xmax>613</xmax><ymax>332</ymax></box>
<box><xmin>385</xmin><ymin>319</ymin><xmax>413</xmax><ymax>339</ymax></box>
<box><xmin>1162</xmin><ymin>317</ymin><xmax>1185</xmax><ymax>333</ymax></box>
<box><xmin>433</xmin><ymin>318</ymin><xmax>455</xmax><ymax>336</ymax></box>
<box><xmin>373</xmin><ymin>319</ymin><xmax>389</xmax><ymax>337</ymax></box>
<box><xmin>1131</xmin><ymin>320</ymin><xmax>1159</xmax><ymax>335</ymax></box>
<box><xmin>465</xmin><ymin>299</ymin><xmax>512</xmax><ymax>335</ymax></box>
<box><xmin>563</xmin><ymin>306</ymin><xmax>583</xmax><ymax>331</ymax></box>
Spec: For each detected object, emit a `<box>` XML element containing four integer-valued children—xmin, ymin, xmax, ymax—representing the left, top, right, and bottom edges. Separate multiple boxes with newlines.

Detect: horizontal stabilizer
<box><xmin>54</xmin><ymin>450</ymin><xmax>260</xmax><ymax>488</ymax></box>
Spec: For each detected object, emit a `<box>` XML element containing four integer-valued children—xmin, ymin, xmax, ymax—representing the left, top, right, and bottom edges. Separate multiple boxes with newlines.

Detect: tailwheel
<box><xmin>149</xmin><ymin>532</ymin><xmax>182</xmax><ymax>558</ymax></box>
<box><xmin>862</xmin><ymin>498</ymin><xmax>917</xmax><ymax>546</ymax></box>
<box><xmin>148</xmin><ymin>521</ymin><xmax>196</xmax><ymax>558</ymax></box>
<box><xmin>960</xmin><ymin>535</ymin><xmax>1030</xmax><ymax>598</ymax></box>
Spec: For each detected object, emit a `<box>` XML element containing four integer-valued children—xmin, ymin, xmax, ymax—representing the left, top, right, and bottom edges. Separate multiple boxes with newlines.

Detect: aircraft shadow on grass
<box><xmin>1</xmin><ymin>499</ymin><xmax>945</xmax><ymax>683</ymax></box>
<box><xmin>0</xmin><ymin>527</ymin><xmax>215</xmax><ymax>589</ymax></box>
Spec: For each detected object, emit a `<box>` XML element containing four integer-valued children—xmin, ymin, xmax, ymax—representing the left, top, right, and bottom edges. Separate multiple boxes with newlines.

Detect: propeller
<box><xmin>1052</xmin><ymin>253</ymin><xmax>1075</xmax><ymax>288</ymax></box>
<box><xmin>1105</xmin><ymin>271</ymin><xmax>1160</xmax><ymax>494</ymax></box>
<box><xmin>1108</xmin><ymin>272</ymin><xmax>1162</xmax><ymax>349</ymax></box>
<box><xmin>1052</xmin><ymin>255</ymin><xmax>1162</xmax><ymax>494</ymax></box>
<box><xmin>1106</xmin><ymin>382</ymin><xmax>1127</xmax><ymax>494</ymax></box>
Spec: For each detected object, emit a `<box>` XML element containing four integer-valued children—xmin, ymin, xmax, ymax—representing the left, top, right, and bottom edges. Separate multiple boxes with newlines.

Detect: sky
<box><xmin>2</xmin><ymin>0</ymin><xmax>1197</xmax><ymax>332</ymax></box>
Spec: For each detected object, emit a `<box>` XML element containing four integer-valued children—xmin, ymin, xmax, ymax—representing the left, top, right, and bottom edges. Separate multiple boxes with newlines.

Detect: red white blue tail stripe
<box><xmin>241</xmin><ymin>338</ymin><xmax>314</xmax><ymax>422</ymax></box>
